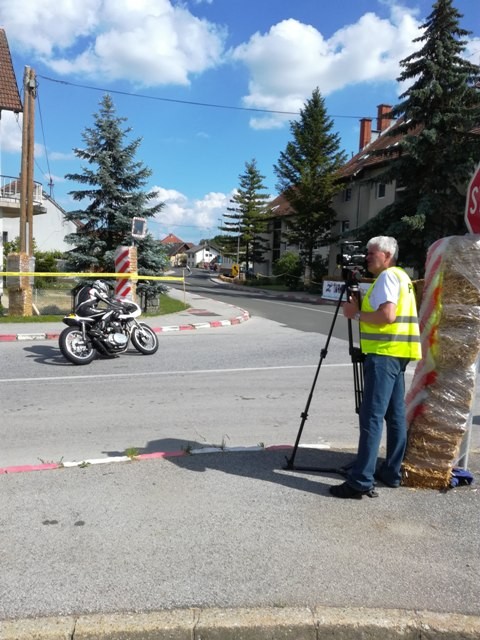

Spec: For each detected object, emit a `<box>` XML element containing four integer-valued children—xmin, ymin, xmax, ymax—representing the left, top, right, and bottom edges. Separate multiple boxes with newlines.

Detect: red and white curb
<box><xmin>0</xmin><ymin>310</ymin><xmax>250</xmax><ymax>342</ymax></box>
<box><xmin>154</xmin><ymin>309</ymin><xmax>249</xmax><ymax>333</ymax></box>
<box><xmin>0</xmin><ymin>444</ymin><xmax>316</xmax><ymax>475</ymax></box>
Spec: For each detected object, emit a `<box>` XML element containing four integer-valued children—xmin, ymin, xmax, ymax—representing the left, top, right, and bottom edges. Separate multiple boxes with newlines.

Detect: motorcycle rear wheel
<box><xmin>59</xmin><ymin>326</ymin><xmax>96</xmax><ymax>365</ymax></box>
<box><xmin>131</xmin><ymin>322</ymin><xmax>159</xmax><ymax>355</ymax></box>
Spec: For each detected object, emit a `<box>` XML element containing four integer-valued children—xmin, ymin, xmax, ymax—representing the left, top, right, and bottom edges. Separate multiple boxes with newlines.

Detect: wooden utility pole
<box><xmin>19</xmin><ymin>65</ymin><xmax>36</xmax><ymax>256</ymax></box>
<box><xmin>9</xmin><ymin>66</ymin><xmax>36</xmax><ymax>316</ymax></box>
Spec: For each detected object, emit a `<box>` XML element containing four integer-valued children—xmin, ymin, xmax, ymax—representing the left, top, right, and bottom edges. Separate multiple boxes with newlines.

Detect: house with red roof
<box><xmin>159</xmin><ymin>233</ymin><xmax>194</xmax><ymax>266</ymax></box>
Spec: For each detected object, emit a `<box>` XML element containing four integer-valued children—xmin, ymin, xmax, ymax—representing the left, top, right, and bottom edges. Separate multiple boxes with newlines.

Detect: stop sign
<box><xmin>465</xmin><ymin>161</ymin><xmax>480</xmax><ymax>234</ymax></box>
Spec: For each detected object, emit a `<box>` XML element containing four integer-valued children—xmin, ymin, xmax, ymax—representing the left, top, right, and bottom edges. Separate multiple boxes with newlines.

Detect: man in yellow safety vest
<box><xmin>330</xmin><ymin>236</ymin><xmax>421</xmax><ymax>499</ymax></box>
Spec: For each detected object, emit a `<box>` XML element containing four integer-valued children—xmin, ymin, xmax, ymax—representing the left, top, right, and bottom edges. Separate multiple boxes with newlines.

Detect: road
<box><xmin>0</xmin><ymin>316</ymin><xmax>361</xmax><ymax>468</ymax></box>
<box><xmin>1</xmin><ymin>271</ymin><xmax>478</xmax><ymax>468</ymax></box>
<box><xmin>176</xmin><ymin>267</ymin><xmax>351</xmax><ymax>338</ymax></box>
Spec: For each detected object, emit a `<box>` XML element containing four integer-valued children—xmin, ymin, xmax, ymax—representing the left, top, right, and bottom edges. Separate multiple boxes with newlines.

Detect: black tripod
<box><xmin>284</xmin><ymin>276</ymin><xmax>364</xmax><ymax>475</ymax></box>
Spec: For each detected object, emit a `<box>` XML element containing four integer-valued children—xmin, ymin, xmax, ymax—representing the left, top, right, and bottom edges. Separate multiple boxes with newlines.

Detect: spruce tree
<box><xmin>221</xmin><ymin>159</ymin><xmax>270</xmax><ymax>272</ymax></box>
<box><xmin>360</xmin><ymin>0</ymin><xmax>480</xmax><ymax>272</ymax></box>
<box><xmin>274</xmin><ymin>88</ymin><xmax>347</xmax><ymax>280</ymax></box>
<box><xmin>63</xmin><ymin>94</ymin><xmax>168</xmax><ymax>279</ymax></box>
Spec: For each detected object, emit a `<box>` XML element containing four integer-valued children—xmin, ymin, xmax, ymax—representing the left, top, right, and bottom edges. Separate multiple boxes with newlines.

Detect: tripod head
<box><xmin>343</xmin><ymin>267</ymin><xmax>363</xmax><ymax>298</ymax></box>
<box><xmin>338</xmin><ymin>240</ymin><xmax>367</xmax><ymax>297</ymax></box>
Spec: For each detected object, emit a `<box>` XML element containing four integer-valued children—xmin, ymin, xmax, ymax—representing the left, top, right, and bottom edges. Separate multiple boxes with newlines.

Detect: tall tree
<box><xmin>221</xmin><ymin>159</ymin><xmax>270</xmax><ymax>270</ymax></box>
<box><xmin>274</xmin><ymin>88</ymin><xmax>347</xmax><ymax>279</ymax></box>
<box><xmin>359</xmin><ymin>0</ymin><xmax>480</xmax><ymax>272</ymax></box>
<box><xmin>63</xmin><ymin>94</ymin><xmax>168</xmax><ymax>277</ymax></box>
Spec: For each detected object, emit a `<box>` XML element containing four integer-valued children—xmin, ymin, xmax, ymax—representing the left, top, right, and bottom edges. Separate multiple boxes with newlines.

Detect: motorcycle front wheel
<box><xmin>131</xmin><ymin>322</ymin><xmax>159</xmax><ymax>355</ymax></box>
<box><xmin>59</xmin><ymin>326</ymin><xmax>96</xmax><ymax>365</ymax></box>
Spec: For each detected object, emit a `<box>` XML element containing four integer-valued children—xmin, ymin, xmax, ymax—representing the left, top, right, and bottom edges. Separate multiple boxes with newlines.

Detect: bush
<box><xmin>273</xmin><ymin>252</ymin><xmax>303</xmax><ymax>290</ymax></box>
<box><xmin>309</xmin><ymin>254</ymin><xmax>328</xmax><ymax>293</ymax></box>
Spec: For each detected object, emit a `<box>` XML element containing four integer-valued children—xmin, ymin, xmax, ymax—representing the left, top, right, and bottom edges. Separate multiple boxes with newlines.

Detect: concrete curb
<box><xmin>2</xmin><ymin>605</ymin><xmax>480</xmax><ymax>639</ymax></box>
<box><xmin>0</xmin><ymin>444</ymin><xmax>293</xmax><ymax>475</ymax></box>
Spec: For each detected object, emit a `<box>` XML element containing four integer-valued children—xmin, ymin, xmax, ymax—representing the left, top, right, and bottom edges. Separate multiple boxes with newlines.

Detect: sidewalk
<box><xmin>0</xmin><ymin>286</ymin><xmax>250</xmax><ymax>342</ymax></box>
<box><xmin>1</xmin><ymin>447</ymin><xmax>479</xmax><ymax>639</ymax></box>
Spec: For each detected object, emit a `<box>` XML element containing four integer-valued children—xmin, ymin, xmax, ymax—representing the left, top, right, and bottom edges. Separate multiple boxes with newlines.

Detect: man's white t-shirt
<box><xmin>368</xmin><ymin>269</ymin><xmax>400</xmax><ymax>311</ymax></box>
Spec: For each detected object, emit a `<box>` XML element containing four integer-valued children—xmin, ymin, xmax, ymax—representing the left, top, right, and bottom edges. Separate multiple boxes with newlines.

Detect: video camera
<box><xmin>337</xmin><ymin>241</ymin><xmax>367</xmax><ymax>284</ymax></box>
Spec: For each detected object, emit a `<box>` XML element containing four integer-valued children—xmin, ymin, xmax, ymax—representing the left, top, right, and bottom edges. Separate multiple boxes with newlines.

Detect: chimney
<box><xmin>359</xmin><ymin>118</ymin><xmax>372</xmax><ymax>150</ymax></box>
<box><xmin>377</xmin><ymin>104</ymin><xmax>393</xmax><ymax>132</ymax></box>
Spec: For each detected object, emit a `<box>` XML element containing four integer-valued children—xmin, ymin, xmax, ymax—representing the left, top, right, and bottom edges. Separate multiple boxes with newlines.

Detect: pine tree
<box><xmin>221</xmin><ymin>159</ymin><xmax>270</xmax><ymax>272</ymax></box>
<box><xmin>274</xmin><ymin>88</ymin><xmax>347</xmax><ymax>279</ymax></box>
<box><xmin>63</xmin><ymin>94</ymin><xmax>168</xmax><ymax>279</ymax></box>
<box><xmin>360</xmin><ymin>0</ymin><xmax>480</xmax><ymax>272</ymax></box>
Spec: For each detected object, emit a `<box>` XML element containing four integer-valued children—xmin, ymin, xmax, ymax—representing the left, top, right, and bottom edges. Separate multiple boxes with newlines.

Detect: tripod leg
<box><xmin>284</xmin><ymin>284</ymin><xmax>347</xmax><ymax>470</ymax></box>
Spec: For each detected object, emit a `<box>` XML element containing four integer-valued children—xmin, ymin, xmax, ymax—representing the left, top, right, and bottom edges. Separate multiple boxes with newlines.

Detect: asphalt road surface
<box><xmin>173</xmin><ymin>268</ymin><xmax>351</xmax><ymax>337</ymax></box>
<box><xmin>1</xmin><ymin>273</ymin><xmax>478</xmax><ymax>469</ymax></box>
<box><xmin>0</xmin><ymin>316</ymin><xmax>362</xmax><ymax>468</ymax></box>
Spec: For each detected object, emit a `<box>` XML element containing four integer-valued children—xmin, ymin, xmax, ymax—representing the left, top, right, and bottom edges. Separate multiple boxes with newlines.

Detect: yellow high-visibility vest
<box><xmin>360</xmin><ymin>267</ymin><xmax>421</xmax><ymax>359</ymax></box>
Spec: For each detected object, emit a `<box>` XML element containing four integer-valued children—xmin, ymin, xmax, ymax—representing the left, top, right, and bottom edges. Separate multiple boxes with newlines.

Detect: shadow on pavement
<box><xmin>22</xmin><ymin>344</ymin><xmax>69</xmax><ymax>366</ymax></box>
<box><xmin>106</xmin><ymin>438</ymin><xmax>357</xmax><ymax>499</ymax></box>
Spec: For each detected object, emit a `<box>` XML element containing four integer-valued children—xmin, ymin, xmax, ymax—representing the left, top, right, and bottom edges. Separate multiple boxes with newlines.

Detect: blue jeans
<box><xmin>348</xmin><ymin>354</ymin><xmax>410</xmax><ymax>491</ymax></box>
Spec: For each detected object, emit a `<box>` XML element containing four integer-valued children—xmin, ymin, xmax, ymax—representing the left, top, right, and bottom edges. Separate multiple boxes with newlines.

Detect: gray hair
<box><xmin>367</xmin><ymin>236</ymin><xmax>398</xmax><ymax>261</ymax></box>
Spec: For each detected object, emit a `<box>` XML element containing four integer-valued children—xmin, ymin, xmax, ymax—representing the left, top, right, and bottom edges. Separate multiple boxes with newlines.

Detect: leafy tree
<box><xmin>358</xmin><ymin>0</ymin><xmax>480</xmax><ymax>273</ymax></box>
<box><xmin>220</xmin><ymin>159</ymin><xmax>270</xmax><ymax>270</ymax></box>
<box><xmin>63</xmin><ymin>94</ymin><xmax>168</xmax><ymax>283</ymax></box>
<box><xmin>274</xmin><ymin>88</ymin><xmax>347</xmax><ymax>280</ymax></box>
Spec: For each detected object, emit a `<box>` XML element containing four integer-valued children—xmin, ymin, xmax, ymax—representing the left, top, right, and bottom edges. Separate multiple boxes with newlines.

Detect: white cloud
<box><xmin>465</xmin><ymin>37</ymin><xmax>480</xmax><ymax>63</ymax></box>
<box><xmin>1</xmin><ymin>0</ymin><xmax>226</xmax><ymax>86</ymax></box>
<box><xmin>49</xmin><ymin>151</ymin><xmax>76</xmax><ymax>161</ymax></box>
<box><xmin>0</xmin><ymin>111</ymin><xmax>23</xmax><ymax>153</ymax></box>
<box><xmin>231</xmin><ymin>5</ymin><xmax>421</xmax><ymax>128</ymax></box>
<box><xmin>150</xmin><ymin>186</ymin><xmax>231</xmax><ymax>231</ymax></box>
<box><xmin>0</xmin><ymin>0</ymin><xmax>100</xmax><ymax>56</ymax></box>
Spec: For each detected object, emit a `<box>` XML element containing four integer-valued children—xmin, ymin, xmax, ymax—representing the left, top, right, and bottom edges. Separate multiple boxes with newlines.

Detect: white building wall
<box><xmin>1</xmin><ymin>193</ymin><xmax>76</xmax><ymax>252</ymax></box>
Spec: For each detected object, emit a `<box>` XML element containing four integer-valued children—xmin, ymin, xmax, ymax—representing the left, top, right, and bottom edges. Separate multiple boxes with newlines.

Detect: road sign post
<box><xmin>465</xmin><ymin>161</ymin><xmax>480</xmax><ymax>234</ymax></box>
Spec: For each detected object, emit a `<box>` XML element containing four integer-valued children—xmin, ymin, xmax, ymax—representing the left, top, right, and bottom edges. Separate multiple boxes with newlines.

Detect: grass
<box><xmin>0</xmin><ymin>292</ymin><xmax>189</xmax><ymax>322</ymax></box>
<box><xmin>0</xmin><ymin>314</ymin><xmax>63</xmax><ymax>323</ymax></box>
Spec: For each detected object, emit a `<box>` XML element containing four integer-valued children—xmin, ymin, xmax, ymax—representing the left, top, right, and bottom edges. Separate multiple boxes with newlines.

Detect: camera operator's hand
<box><xmin>342</xmin><ymin>296</ymin><xmax>359</xmax><ymax>320</ymax></box>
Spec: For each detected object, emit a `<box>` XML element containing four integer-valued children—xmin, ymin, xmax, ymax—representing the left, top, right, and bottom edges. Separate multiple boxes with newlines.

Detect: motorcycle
<box><xmin>59</xmin><ymin>294</ymin><xmax>159</xmax><ymax>365</ymax></box>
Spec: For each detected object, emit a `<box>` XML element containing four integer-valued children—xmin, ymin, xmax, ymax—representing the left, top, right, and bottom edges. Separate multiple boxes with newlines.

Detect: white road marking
<box><xmin>0</xmin><ymin>363</ymin><xmax>354</xmax><ymax>384</ymax></box>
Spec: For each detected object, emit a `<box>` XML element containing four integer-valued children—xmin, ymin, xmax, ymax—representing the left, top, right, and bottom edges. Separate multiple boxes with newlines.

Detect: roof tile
<box><xmin>0</xmin><ymin>28</ymin><xmax>22</xmax><ymax>113</ymax></box>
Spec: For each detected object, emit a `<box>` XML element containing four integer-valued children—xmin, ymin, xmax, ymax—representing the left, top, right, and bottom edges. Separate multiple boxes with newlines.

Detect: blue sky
<box><xmin>1</xmin><ymin>0</ymin><xmax>479</xmax><ymax>245</ymax></box>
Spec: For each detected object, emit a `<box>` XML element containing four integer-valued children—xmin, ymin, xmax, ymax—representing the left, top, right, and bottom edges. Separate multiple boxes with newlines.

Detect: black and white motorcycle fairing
<box><xmin>59</xmin><ymin>295</ymin><xmax>159</xmax><ymax>365</ymax></box>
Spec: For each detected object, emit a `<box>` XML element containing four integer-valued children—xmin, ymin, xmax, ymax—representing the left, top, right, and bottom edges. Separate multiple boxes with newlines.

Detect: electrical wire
<box><xmin>37</xmin><ymin>74</ymin><xmax>364</xmax><ymax>120</ymax></box>
<box><xmin>36</xmin><ymin>81</ymin><xmax>54</xmax><ymax>198</ymax></box>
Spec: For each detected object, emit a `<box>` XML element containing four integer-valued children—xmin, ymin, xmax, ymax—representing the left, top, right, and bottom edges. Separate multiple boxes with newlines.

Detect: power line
<box><xmin>36</xmin><ymin>82</ymin><xmax>54</xmax><ymax>198</ymax></box>
<box><xmin>37</xmin><ymin>74</ymin><xmax>364</xmax><ymax>120</ymax></box>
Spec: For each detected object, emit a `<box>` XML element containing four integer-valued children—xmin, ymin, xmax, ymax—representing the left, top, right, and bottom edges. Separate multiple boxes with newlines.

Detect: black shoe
<box><xmin>329</xmin><ymin>481</ymin><xmax>378</xmax><ymax>499</ymax></box>
<box><xmin>374</xmin><ymin>472</ymin><xmax>400</xmax><ymax>488</ymax></box>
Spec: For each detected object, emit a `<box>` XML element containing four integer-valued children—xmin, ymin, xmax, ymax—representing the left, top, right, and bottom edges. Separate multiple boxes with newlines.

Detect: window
<box><xmin>341</xmin><ymin>220</ymin><xmax>350</xmax><ymax>233</ymax></box>
<box><xmin>272</xmin><ymin>218</ymin><xmax>282</xmax><ymax>262</ymax></box>
<box><xmin>343</xmin><ymin>187</ymin><xmax>352</xmax><ymax>202</ymax></box>
<box><xmin>376</xmin><ymin>183</ymin><xmax>386</xmax><ymax>199</ymax></box>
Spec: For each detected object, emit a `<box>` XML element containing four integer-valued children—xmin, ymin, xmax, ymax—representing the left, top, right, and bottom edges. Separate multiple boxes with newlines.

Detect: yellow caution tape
<box><xmin>0</xmin><ymin>272</ymin><xmax>184</xmax><ymax>282</ymax></box>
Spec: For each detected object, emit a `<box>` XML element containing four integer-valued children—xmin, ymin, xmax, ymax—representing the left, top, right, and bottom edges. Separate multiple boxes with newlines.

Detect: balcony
<box><xmin>0</xmin><ymin>174</ymin><xmax>47</xmax><ymax>218</ymax></box>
